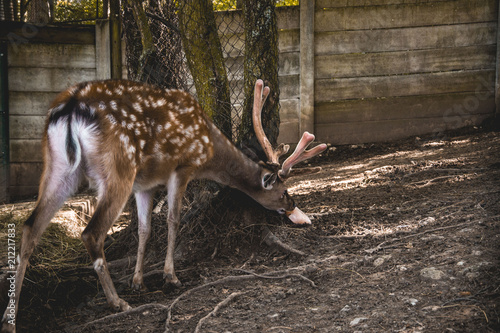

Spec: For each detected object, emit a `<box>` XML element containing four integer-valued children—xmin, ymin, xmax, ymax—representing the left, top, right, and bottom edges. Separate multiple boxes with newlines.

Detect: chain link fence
<box><xmin>114</xmin><ymin>0</ymin><xmax>284</xmax><ymax>257</ymax></box>
<box><xmin>121</xmin><ymin>0</ymin><xmax>256</xmax><ymax>143</ymax></box>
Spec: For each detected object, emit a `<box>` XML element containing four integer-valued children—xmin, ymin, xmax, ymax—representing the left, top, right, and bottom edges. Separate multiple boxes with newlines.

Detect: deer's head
<box><xmin>250</xmin><ymin>79</ymin><xmax>327</xmax><ymax>225</ymax></box>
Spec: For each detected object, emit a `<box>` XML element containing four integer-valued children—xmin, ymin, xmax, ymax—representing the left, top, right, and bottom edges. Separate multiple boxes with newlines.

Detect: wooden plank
<box><xmin>315</xmin><ymin>22</ymin><xmax>497</xmax><ymax>55</ymax></box>
<box><xmin>9</xmin><ymin>67</ymin><xmax>96</xmax><ymax>92</ymax></box>
<box><xmin>316</xmin><ymin>0</ymin><xmax>451</xmax><ymax>8</ymax></box>
<box><xmin>0</xmin><ymin>21</ymin><xmax>95</xmax><ymax>45</ymax></box>
<box><xmin>496</xmin><ymin>1</ymin><xmax>500</xmax><ymax>114</ymax></box>
<box><xmin>9</xmin><ymin>91</ymin><xmax>57</xmax><ymax>116</ymax></box>
<box><xmin>96</xmin><ymin>20</ymin><xmax>111</xmax><ymax>80</ymax></box>
<box><xmin>10</xmin><ymin>140</ymin><xmax>43</xmax><ymax>163</ymax></box>
<box><xmin>9</xmin><ymin>162</ymin><xmax>43</xmax><ymax>198</ymax></box>
<box><xmin>315</xmin><ymin>70</ymin><xmax>495</xmax><ymax>102</ymax></box>
<box><xmin>315</xmin><ymin>0</ymin><xmax>498</xmax><ymax>32</ymax></box>
<box><xmin>224</xmin><ymin>52</ymin><xmax>298</xmax><ymax>81</ymax></box>
<box><xmin>278</xmin><ymin>30</ymin><xmax>300</xmax><ymax>53</ymax></box>
<box><xmin>280</xmin><ymin>99</ymin><xmax>300</xmax><ymax>122</ymax></box>
<box><xmin>279</xmin><ymin>74</ymin><xmax>300</xmax><ymax>100</ymax></box>
<box><xmin>278</xmin><ymin>120</ymin><xmax>299</xmax><ymax>144</ymax></box>
<box><xmin>316</xmin><ymin>93</ymin><xmax>496</xmax><ymax>124</ymax></box>
<box><xmin>9</xmin><ymin>116</ymin><xmax>45</xmax><ymax>140</ymax></box>
<box><xmin>10</xmin><ymin>162</ymin><xmax>43</xmax><ymax>187</ymax></box>
<box><xmin>8</xmin><ymin>43</ymin><xmax>95</xmax><ymax>69</ymax></box>
<box><xmin>277</xmin><ymin>6</ymin><xmax>300</xmax><ymax>30</ymax></box>
<box><xmin>300</xmin><ymin>0</ymin><xmax>315</xmax><ymax>134</ymax></box>
<box><xmin>316</xmin><ymin>45</ymin><xmax>497</xmax><ymax>79</ymax></box>
<box><xmin>215</xmin><ymin>6</ymin><xmax>299</xmax><ymax>35</ymax></box>
<box><xmin>316</xmin><ymin>113</ymin><xmax>492</xmax><ymax>145</ymax></box>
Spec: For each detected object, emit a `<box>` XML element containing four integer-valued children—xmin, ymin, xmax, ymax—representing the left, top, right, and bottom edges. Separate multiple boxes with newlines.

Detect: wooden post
<box><xmin>300</xmin><ymin>0</ymin><xmax>315</xmax><ymax>136</ymax></box>
<box><xmin>110</xmin><ymin>0</ymin><xmax>122</xmax><ymax>79</ymax></box>
<box><xmin>496</xmin><ymin>1</ymin><xmax>500</xmax><ymax>115</ymax></box>
<box><xmin>0</xmin><ymin>42</ymin><xmax>9</xmax><ymax>203</ymax></box>
<box><xmin>95</xmin><ymin>20</ymin><xmax>111</xmax><ymax>80</ymax></box>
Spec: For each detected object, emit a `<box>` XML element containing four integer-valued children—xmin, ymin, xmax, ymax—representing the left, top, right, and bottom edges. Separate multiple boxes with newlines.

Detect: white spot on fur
<box><xmin>133</xmin><ymin>103</ymin><xmax>142</xmax><ymax>113</ymax></box>
<box><xmin>80</xmin><ymin>84</ymin><xmax>91</xmax><ymax>96</ymax></box>
<box><xmin>106</xmin><ymin>114</ymin><xmax>117</xmax><ymax>127</ymax></box>
<box><xmin>110</xmin><ymin>101</ymin><xmax>118</xmax><ymax>111</ymax></box>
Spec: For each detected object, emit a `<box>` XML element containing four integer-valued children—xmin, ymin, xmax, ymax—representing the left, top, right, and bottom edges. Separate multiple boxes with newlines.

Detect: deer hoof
<box><xmin>164</xmin><ymin>273</ymin><xmax>182</xmax><ymax>288</ymax></box>
<box><xmin>111</xmin><ymin>298</ymin><xmax>132</xmax><ymax>312</ymax></box>
<box><xmin>130</xmin><ymin>277</ymin><xmax>148</xmax><ymax>292</ymax></box>
<box><xmin>131</xmin><ymin>282</ymin><xmax>148</xmax><ymax>292</ymax></box>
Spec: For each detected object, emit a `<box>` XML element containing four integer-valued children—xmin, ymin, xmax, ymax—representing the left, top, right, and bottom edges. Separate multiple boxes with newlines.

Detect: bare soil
<box><xmin>2</xmin><ymin>127</ymin><xmax>499</xmax><ymax>332</ymax></box>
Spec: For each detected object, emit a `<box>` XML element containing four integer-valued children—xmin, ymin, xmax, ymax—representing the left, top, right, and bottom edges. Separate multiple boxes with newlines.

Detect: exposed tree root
<box><xmin>194</xmin><ymin>291</ymin><xmax>244</xmax><ymax>333</ymax></box>
<box><xmin>165</xmin><ymin>268</ymin><xmax>316</xmax><ymax>331</ymax></box>
<box><xmin>261</xmin><ymin>226</ymin><xmax>306</xmax><ymax>256</ymax></box>
<box><xmin>78</xmin><ymin>303</ymin><xmax>169</xmax><ymax>332</ymax></box>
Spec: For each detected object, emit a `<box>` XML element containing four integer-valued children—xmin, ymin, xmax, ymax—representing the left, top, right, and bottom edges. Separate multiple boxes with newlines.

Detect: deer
<box><xmin>1</xmin><ymin>79</ymin><xmax>326</xmax><ymax>332</ymax></box>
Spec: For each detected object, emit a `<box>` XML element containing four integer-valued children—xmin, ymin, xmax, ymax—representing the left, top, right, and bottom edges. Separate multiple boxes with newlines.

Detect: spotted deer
<box><xmin>1</xmin><ymin>79</ymin><xmax>326</xmax><ymax>332</ymax></box>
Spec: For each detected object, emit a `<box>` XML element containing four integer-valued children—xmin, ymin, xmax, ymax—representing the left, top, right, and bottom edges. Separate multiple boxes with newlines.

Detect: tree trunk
<box><xmin>126</xmin><ymin>0</ymin><xmax>155</xmax><ymax>82</ymax></box>
<box><xmin>27</xmin><ymin>0</ymin><xmax>49</xmax><ymax>24</ymax></box>
<box><xmin>177</xmin><ymin>0</ymin><xmax>232</xmax><ymax>139</ymax></box>
<box><xmin>238</xmin><ymin>0</ymin><xmax>280</xmax><ymax>154</ymax></box>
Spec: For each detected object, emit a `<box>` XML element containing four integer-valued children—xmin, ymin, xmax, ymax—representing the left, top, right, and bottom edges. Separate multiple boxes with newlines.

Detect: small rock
<box><xmin>350</xmin><ymin>317</ymin><xmax>368</xmax><ymax>326</ymax></box>
<box><xmin>420</xmin><ymin>267</ymin><xmax>446</xmax><ymax>280</ymax></box>
<box><xmin>422</xmin><ymin>305</ymin><xmax>440</xmax><ymax>312</ymax></box>
<box><xmin>419</xmin><ymin>217</ymin><xmax>436</xmax><ymax>226</ymax></box>
<box><xmin>406</xmin><ymin>298</ymin><xmax>418</xmax><ymax>306</ymax></box>
<box><xmin>374</xmin><ymin>255</ymin><xmax>392</xmax><ymax>267</ymax></box>
<box><xmin>340</xmin><ymin>305</ymin><xmax>351</xmax><ymax>312</ymax></box>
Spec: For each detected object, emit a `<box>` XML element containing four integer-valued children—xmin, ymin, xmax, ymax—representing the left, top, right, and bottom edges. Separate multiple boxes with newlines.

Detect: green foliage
<box><xmin>54</xmin><ymin>0</ymin><xmax>103</xmax><ymax>23</ymax></box>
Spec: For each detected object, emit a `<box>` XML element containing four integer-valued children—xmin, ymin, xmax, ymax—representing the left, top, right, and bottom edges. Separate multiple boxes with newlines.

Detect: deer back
<box><xmin>45</xmin><ymin>80</ymin><xmax>215</xmax><ymax>189</ymax></box>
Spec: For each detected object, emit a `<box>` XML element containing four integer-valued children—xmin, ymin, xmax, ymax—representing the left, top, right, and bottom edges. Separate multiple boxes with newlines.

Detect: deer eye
<box><xmin>281</xmin><ymin>190</ymin><xmax>288</xmax><ymax>199</ymax></box>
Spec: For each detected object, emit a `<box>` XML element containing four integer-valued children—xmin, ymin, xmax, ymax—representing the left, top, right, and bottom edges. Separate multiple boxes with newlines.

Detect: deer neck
<box><xmin>197</xmin><ymin>123</ymin><xmax>262</xmax><ymax>194</ymax></box>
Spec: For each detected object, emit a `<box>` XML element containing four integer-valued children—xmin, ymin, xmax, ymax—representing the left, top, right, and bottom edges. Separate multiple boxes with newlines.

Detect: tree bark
<box><xmin>27</xmin><ymin>0</ymin><xmax>49</xmax><ymax>24</ymax></box>
<box><xmin>238</xmin><ymin>0</ymin><xmax>280</xmax><ymax>153</ymax></box>
<box><xmin>178</xmin><ymin>0</ymin><xmax>232</xmax><ymax>138</ymax></box>
<box><xmin>126</xmin><ymin>0</ymin><xmax>155</xmax><ymax>82</ymax></box>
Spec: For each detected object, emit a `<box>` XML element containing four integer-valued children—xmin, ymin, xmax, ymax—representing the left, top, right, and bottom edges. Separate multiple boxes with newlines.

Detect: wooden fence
<box><xmin>1</xmin><ymin>0</ymin><xmax>499</xmax><ymax>200</ymax></box>
<box><xmin>272</xmin><ymin>0</ymin><xmax>499</xmax><ymax>144</ymax></box>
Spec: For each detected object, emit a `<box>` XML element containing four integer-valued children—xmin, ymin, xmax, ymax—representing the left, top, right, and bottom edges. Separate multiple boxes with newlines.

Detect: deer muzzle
<box><xmin>285</xmin><ymin>207</ymin><xmax>311</xmax><ymax>225</ymax></box>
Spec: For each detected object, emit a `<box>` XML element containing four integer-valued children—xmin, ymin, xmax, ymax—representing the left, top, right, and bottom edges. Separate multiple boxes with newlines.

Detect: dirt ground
<box><xmin>2</xmin><ymin>126</ymin><xmax>499</xmax><ymax>332</ymax></box>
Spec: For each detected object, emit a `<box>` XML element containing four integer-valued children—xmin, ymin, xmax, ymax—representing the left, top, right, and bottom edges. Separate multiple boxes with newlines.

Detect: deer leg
<box><xmin>164</xmin><ymin>171</ymin><xmax>190</xmax><ymax>287</ymax></box>
<box><xmin>1</xmin><ymin>168</ymin><xmax>80</xmax><ymax>332</ymax></box>
<box><xmin>131</xmin><ymin>190</ymin><xmax>154</xmax><ymax>291</ymax></box>
<box><xmin>81</xmin><ymin>182</ymin><xmax>133</xmax><ymax>312</ymax></box>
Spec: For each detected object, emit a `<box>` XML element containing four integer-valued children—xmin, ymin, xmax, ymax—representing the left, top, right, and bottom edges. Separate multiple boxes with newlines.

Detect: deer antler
<box><xmin>279</xmin><ymin>132</ymin><xmax>327</xmax><ymax>178</ymax></box>
<box><xmin>252</xmin><ymin>79</ymin><xmax>289</xmax><ymax>166</ymax></box>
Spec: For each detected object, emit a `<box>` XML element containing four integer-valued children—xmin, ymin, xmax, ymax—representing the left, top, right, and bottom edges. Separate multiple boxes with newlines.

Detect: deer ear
<box><xmin>261</xmin><ymin>171</ymin><xmax>277</xmax><ymax>190</ymax></box>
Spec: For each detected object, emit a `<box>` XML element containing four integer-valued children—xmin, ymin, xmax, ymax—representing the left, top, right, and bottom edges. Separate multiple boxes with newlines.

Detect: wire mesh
<box><xmin>121</xmin><ymin>0</ymin><xmax>247</xmax><ymax>142</ymax></box>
